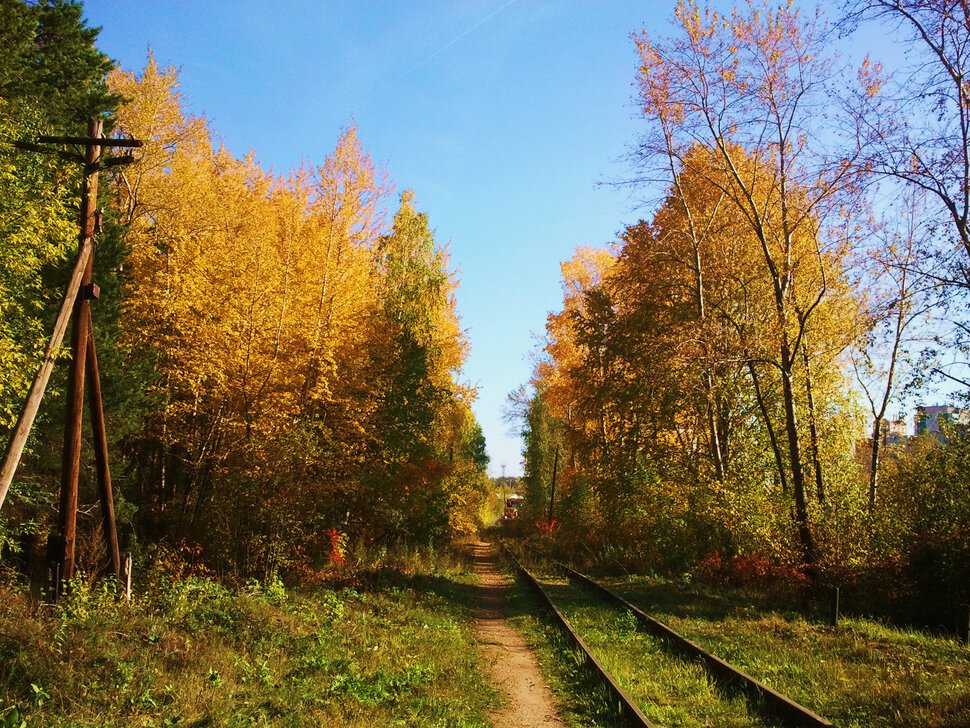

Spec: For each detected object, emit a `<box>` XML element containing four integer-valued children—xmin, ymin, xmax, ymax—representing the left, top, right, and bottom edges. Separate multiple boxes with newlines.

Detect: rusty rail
<box><xmin>502</xmin><ymin>544</ymin><xmax>657</xmax><ymax>728</ymax></box>
<box><xmin>525</xmin><ymin>544</ymin><xmax>835</xmax><ymax>728</ymax></box>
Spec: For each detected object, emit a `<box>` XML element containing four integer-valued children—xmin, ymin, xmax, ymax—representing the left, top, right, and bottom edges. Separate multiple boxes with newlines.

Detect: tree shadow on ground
<box><xmin>344</xmin><ymin>542</ymin><xmax>537</xmax><ymax>620</ymax></box>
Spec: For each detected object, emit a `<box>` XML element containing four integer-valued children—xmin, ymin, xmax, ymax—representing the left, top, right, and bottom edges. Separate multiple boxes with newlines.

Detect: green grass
<box><xmin>9</xmin><ymin>543</ymin><xmax>963</xmax><ymax>727</ymax></box>
<box><xmin>608</xmin><ymin>576</ymin><xmax>970</xmax><ymax>728</ymax></box>
<box><xmin>0</xmin><ymin>551</ymin><xmax>497</xmax><ymax>727</ymax></box>
<box><xmin>539</xmin><ymin>577</ymin><xmax>779</xmax><ymax>727</ymax></box>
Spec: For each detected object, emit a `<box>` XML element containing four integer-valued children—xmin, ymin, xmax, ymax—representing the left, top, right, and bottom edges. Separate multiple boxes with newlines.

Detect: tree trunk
<box><xmin>780</xmin><ymin>338</ymin><xmax>816</xmax><ymax>565</ymax></box>
<box><xmin>868</xmin><ymin>417</ymin><xmax>882</xmax><ymax>511</ymax></box>
<box><xmin>802</xmin><ymin>347</ymin><xmax>826</xmax><ymax>505</ymax></box>
<box><xmin>747</xmin><ymin>360</ymin><xmax>789</xmax><ymax>494</ymax></box>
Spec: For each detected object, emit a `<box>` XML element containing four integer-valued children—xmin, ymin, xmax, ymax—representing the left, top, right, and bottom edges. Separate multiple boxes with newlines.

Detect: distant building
<box><xmin>915</xmin><ymin>405</ymin><xmax>970</xmax><ymax>439</ymax></box>
<box><xmin>881</xmin><ymin>418</ymin><xmax>909</xmax><ymax>446</ymax></box>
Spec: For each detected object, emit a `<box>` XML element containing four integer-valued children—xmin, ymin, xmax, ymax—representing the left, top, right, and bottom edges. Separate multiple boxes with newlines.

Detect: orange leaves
<box><xmin>541</xmin><ymin>247</ymin><xmax>615</xmax><ymax>424</ymax></box>
<box><xmin>637</xmin><ymin>0</ymin><xmax>840</xmax><ymax>166</ymax></box>
<box><xmin>106</xmin><ymin>59</ymin><xmax>484</xmax><ymax>552</ymax></box>
<box><xmin>674</xmin><ymin>0</ymin><xmax>723</xmax><ymax>47</ymax></box>
<box><xmin>559</xmin><ymin>246</ymin><xmax>616</xmax><ymax>308</ymax></box>
<box><xmin>858</xmin><ymin>55</ymin><xmax>885</xmax><ymax>99</ymax></box>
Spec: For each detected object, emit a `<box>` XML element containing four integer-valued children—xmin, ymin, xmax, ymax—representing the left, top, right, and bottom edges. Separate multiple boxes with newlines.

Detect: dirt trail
<box><xmin>471</xmin><ymin>540</ymin><xmax>566</xmax><ymax>728</ymax></box>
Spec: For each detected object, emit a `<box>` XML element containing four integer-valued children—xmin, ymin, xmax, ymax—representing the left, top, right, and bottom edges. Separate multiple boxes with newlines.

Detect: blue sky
<box><xmin>82</xmin><ymin>0</ymin><xmax>666</xmax><ymax>475</ymax></box>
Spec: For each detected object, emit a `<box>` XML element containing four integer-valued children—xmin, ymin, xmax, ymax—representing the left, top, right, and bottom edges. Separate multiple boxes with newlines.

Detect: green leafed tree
<box><xmin>520</xmin><ymin>392</ymin><xmax>563</xmax><ymax>525</ymax></box>
<box><xmin>358</xmin><ymin>190</ymin><xmax>475</xmax><ymax>542</ymax></box>
<box><xmin>373</xmin><ymin>190</ymin><xmax>456</xmax><ymax>467</ymax></box>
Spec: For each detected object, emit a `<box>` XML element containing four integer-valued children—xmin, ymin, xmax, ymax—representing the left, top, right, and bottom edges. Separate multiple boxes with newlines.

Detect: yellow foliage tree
<box><xmin>108</xmin><ymin>59</ymin><xmax>484</xmax><ymax>565</ymax></box>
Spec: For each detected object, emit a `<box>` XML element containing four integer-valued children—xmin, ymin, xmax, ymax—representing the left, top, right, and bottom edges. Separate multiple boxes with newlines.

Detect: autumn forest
<box><xmin>516</xmin><ymin>0</ymin><xmax>970</xmax><ymax>623</ymax></box>
<box><xmin>0</xmin><ymin>12</ymin><xmax>491</xmax><ymax>576</ymax></box>
<box><xmin>2</xmin><ymin>0</ymin><xmax>970</xmax><ymax>725</ymax></box>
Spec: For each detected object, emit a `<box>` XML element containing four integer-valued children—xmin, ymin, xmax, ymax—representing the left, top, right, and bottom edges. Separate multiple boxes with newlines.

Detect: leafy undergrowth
<box><xmin>0</xmin><ymin>551</ymin><xmax>495</xmax><ymax>727</ymax></box>
<box><xmin>608</xmin><ymin>576</ymin><xmax>970</xmax><ymax>728</ymax></box>
<box><xmin>507</xmin><ymin>560</ymin><xmax>777</xmax><ymax>728</ymax></box>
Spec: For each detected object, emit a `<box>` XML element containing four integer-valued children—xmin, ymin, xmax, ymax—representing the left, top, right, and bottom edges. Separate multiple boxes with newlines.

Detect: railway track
<box><xmin>503</xmin><ymin>545</ymin><xmax>656</xmax><ymax>727</ymax></box>
<box><xmin>505</xmin><ymin>542</ymin><xmax>835</xmax><ymax>728</ymax></box>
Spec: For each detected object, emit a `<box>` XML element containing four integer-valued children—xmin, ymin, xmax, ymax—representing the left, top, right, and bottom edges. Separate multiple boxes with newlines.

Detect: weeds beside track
<box><xmin>519</xmin><ymin>543</ymin><xmax>833</xmax><ymax>728</ymax></box>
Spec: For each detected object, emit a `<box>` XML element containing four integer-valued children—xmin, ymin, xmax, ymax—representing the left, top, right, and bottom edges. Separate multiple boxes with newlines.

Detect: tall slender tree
<box><xmin>633</xmin><ymin>0</ymin><xmax>871</xmax><ymax>564</ymax></box>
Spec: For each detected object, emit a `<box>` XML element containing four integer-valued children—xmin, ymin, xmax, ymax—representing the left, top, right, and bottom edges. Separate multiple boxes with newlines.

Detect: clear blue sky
<box><xmin>82</xmin><ymin>0</ymin><xmax>668</xmax><ymax>476</ymax></box>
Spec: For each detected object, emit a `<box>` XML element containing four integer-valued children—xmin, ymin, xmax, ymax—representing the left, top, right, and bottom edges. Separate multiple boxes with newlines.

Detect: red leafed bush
<box><xmin>326</xmin><ymin>528</ymin><xmax>346</xmax><ymax>568</ymax></box>
<box><xmin>535</xmin><ymin>519</ymin><xmax>558</xmax><ymax>535</ymax></box>
<box><xmin>695</xmin><ymin>550</ymin><xmax>808</xmax><ymax>589</ymax></box>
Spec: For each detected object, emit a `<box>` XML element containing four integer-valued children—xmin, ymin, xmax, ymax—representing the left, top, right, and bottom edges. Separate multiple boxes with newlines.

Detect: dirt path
<box><xmin>471</xmin><ymin>540</ymin><xmax>566</xmax><ymax>728</ymax></box>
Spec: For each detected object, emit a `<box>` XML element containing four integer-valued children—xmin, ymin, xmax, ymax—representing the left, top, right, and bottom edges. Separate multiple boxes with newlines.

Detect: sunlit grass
<box><xmin>0</xmin><ymin>551</ymin><xmax>496</xmax><ymax>727</ymax></box>
<box><xmin>610</xmin><ymin>576</ymin><xmax>970</xmax><ymax>728</ymax></box>
<box><xmin>544</xmin><ymin>575</ymin><xmax>778</xmax><ymax>727</ymax></box>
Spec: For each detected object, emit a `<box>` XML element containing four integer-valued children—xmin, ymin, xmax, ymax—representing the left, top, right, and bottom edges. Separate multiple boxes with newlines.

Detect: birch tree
<box><xmin>634</xmin><ymin>0</ymin><xmax>872</xmax><ymax>563</ymax></box>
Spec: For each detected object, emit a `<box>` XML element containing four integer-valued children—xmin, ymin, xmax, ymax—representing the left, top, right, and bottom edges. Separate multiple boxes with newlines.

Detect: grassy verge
<box><xmin>0</xmin><ymin>549</ymin><xmax>496</xmax><ymax>727</ymax></box>
<box><xmin>608</xmin><ymin>576</ymin><xmax>970</xmax><ymax>728</ymax></box>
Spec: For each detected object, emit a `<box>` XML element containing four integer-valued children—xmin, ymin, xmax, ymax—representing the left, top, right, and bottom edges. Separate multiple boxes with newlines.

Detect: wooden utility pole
<box><xmin>85</xmin><ymin>309</ymin><xmax>121</xmax><ymax>577</ymax></box>
<box><xmin>57</xmin><ymin>116</ymin><xmax>102</xmax><ymax>590</ymax></box>
<box><xmin>0</xmin><ymin>117</ymin><xmax>140</xmax><ymax>595</ymax></box>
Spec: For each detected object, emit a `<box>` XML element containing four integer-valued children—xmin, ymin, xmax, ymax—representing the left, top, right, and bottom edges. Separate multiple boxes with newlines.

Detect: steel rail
<box><xmin>502</xmin><ymin>544</ymin><xmax>657</xmax><ymax>728</ymax></box>
<box><xmin>525</xmin><ymin>544</ymin><xmax>835</xmax><ymax>728</ymax></box>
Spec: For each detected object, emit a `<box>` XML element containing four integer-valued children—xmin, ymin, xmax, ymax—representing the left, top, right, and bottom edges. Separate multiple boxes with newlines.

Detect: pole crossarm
<box><xmin>100</xmin><ymin>154</ymin><xmax>137</xmax><ymax>169</ymax></box>
<box><xmin>12</xmin><ymin>135</ymin><xmax>142</xmax><ymax>169</ymax></box>
<box><xmin>36</xmin><ymin>135</ymin><xmax>142</xmax><ymax>148</ymax></box>
<box><xmin>11</xmin><ymin>140</ymin><xmax>84</xmax><ymax>164</ymax></box>
<box><xmin>0</xmin><ymin>237</ymin><xmax>94</xmax><ymax>511</ymax></box>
